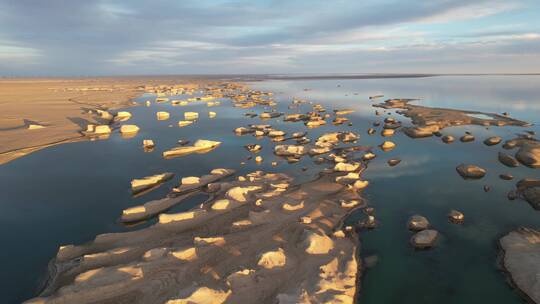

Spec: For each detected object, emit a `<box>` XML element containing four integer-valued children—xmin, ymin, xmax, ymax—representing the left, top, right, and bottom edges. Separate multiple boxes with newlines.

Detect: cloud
<box><xmin>0</xmin><ymin>0</ymin><xmax>538</xmax><ymax>75</ymax></box>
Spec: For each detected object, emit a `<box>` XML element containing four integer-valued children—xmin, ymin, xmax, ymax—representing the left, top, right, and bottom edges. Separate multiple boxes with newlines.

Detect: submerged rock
<box><xmin>499</xmin><ymin>173</ymin><xmax>514</xmax><ymax>180</ymax></box>
<box><xmin>498</xmin><ymin>152</ymin><xmax>520</xmax><ymax>167</ymax></box>
<box><xmin>358</xmin><ymin>215</ymin><xmax>377</xmax><ymax>229</ymax></box>
<box><xmin>508</xmin><ymin>190</ymin><xmax>518</xmax><ymax>200</ymax></box>
<box><xmin>408</xmin><ymin>215</ymin><xmax>429</xmax><ymax>231</ymax></box>
<box><xmin>517</xmin><ymin>178</ymin><xmax>540</xmax><ymax>210</ymax></box>
<box><xmin>503</xmin><ymin>137</ymin><xmax>540</xmax><ymax>168</ymax></box>
<box><xmin>483</xmin><ymin>136</ymin><xmax>502</xmax><ymax>146</ymax></box>
<box><xmin>411</xmin><ymin>229</ymin><xmax>438</xmax><ymax>249</ymax></box>
<box><xmin>456</xmin><ymin>164</ymin><xmax>486</xmax><ymax>179</ymax></box>
<box><xmin>499</xmin><ymin>227</ymin><xmax>540</xmax><ymax>304</ymax></box>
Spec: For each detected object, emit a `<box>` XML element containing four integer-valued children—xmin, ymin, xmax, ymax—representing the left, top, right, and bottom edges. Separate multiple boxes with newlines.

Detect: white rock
<box><xmin>156</xmin><ymin>111</ymin><xmax>170</xmax><ymax>120</ymax></box>
<box><xmin>178</xmin><ymin>120</ymin><xmax>193</xmax><ymax>127</ymax></box>
<box><xmin>184</xmin><ymin>112</ymin><xmax>199</xmax><ymax>120</ymax></box>
<box><xmin>257</xmin><ymin>248</ymin><xmax>287</xmax><ymax>269</ymax></box>
<box><xmin>120</xmin><ymin>124</ymin><xmax>140</xmax><ymax>134</ymax></box>
<box><xmin>94</xmin><ymin>125</ymin><xmax>111</xmax><ymax>134</ymax></box>
<box><xmin>143</xmin><ymin>139</ymin><xmax>155</xmax><ymax>148</ymax></box>
<box><xmin>304</xmin><ymin>231</ymin><xmax>334</xmax><ymax>254</ymax></box>
<box><xmin>27</xmin><ymin>124</ymin><xmax>45</xmax><ymax>130</ymax></box>
<box><xmin>182</xmin><ymin>176</ymin><xmax>200</xmax><ymax>185</ymax></box>
<box><xmin>115</xmin><ymin>111</ymin><xmax>132</xmax><ymax>121</ymax></box>
<box><xmin>334</xmin><ymin>162</ymin><xmax>360</xmax><ymax>172</ymax></box>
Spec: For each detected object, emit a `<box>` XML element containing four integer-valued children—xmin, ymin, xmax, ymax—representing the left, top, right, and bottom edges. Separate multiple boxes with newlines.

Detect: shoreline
<box><xmin>0</xmin><ymin>77</ymin><xmax>215</xmax><ymax>165</ymax></box>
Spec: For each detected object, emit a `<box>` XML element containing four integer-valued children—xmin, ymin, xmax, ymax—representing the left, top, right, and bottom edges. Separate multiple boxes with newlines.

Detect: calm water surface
<box><xmin>1</xmin><ymin>76</ymin><xmax>539</xmax><ymax>303</ymax></box>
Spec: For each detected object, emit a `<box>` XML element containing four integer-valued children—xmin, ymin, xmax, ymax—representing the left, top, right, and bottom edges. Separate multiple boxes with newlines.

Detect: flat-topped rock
<box><xmin>131</xmin><ymin>172</ymin><xmax>174</xmax><ymax>193</ymax></box>
<box><xmin>460</xmin><ymin>134</ymin><xmax>475</xmax><ymax>142</ymax></box>
<box><xmin>408</xmin><ymin>215</ymin><xmax>429</xmax><ymax>231</ymax></box>
<box><xmin>156</xmin><ymin>111</ymin><xmax>170</xmax><ymax>120</ymax></box>
<box><xmin>517</xmin><ymin>178</ymin><xmax>540</xmax><ymax>210</ymax></box>
<box><xmin>380</xmin><ymin>141</ymin><xmax>396</xmax><ymax>151</ymax></box>
<box><xmin>499</xmin><ymin>227</ymin><xmax>540</xmax><ymax>303</ymax></box>
<box><xmin>120</xmin><ymin>124</ymin><xmax>140</xmax><ymax>134</ymax></box>
<box><xmin>184</xmin><ymin>112</ymin><xmax>199</xmax><ymax>120</ymax></box>
<box><xmin>411</xmin><ymin>229</ymin><xmax>438</xmax><ymax>249</ymax></box>
<box><xmin>163</xmin><ymin>140</ymin><xmax>221</xmax><ymax>158</ymax></box>
<box><xmin>504</xmin><ymin>137</ymin><xmax>540</xmax><ymax>168</ymax></box>
<box><xmin>456</xmin><ymin>164</ymin><xmax>486</xmax><ymax>179</ymax></box>
<box><xmin>274</xmin><ymin>145</ymin><xmax>306</xmax><ymax>157</ymax></box>
<box><xmin>484</xmin><ymin>136</ymin><xmax>502</xmax><ymax>146</ymax></box>
<box><xmin>403</xmin><ymin>125</ymin><xmax>439</xmax><ymax>138</ymax></box>
<box><xmin>114</xmin><ymin>111</ymin><xmax>131</xmax><ymax>122</ymax></box>
<box><xmin>94</xmin><ymin>125</ymin><xmax>111</xmax><ymax>135</ymax></box>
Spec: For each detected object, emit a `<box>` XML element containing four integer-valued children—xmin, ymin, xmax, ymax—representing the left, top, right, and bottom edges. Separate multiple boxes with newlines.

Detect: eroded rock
<box><xmin>456</xmin><ymin>164</ymin><xmax>486</xmax><ymax>179</ymax></box>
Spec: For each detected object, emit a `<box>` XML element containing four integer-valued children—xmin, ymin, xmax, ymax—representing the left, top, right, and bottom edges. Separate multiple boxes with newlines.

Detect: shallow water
<box><xmin>1</xmin><ymin>75</ymin><xmax>539</xmax><ymax>303</ymax></box>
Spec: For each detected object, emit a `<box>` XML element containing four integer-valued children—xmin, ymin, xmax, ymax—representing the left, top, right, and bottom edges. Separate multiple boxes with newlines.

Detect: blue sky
<box><xmin>1</xmin><ymin>0</ymin><xmax>539</xmax><ymax>76</ymax></box>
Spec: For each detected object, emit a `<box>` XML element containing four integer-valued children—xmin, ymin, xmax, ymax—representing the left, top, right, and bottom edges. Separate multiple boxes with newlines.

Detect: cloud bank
<box><xmin>0</xmin><ymin>0</ymin><xmax>539</xmax><ymax>76</ymax></box>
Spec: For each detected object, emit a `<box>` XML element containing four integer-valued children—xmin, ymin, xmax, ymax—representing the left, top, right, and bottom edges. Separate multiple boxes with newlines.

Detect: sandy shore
<box><xmin>0</xmin><ymin>77</ymin><xmax>207</xmax><ymax>165</ymax></box>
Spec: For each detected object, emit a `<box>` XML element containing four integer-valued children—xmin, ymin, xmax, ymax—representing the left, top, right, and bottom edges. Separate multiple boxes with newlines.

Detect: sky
<box><xmin>1</xmin><ymin>0</ymin><xmax>540</xmax><ymax>76</ymax></box>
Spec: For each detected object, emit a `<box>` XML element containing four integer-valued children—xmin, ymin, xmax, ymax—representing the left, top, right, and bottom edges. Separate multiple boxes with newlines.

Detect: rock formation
<box><xmin>26</xmin><ymin>170</ymin><xmax>364</xmax><ymax>304</ymax></box>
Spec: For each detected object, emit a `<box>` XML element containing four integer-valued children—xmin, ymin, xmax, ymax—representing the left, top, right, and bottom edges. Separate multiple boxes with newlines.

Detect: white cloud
<box><xmin>418</xmin><ymin>1</ymin><xmax>521</xmax><ymax>24</ymax></box>
<box><xmin>0</xmin><ymin>40</ymin><xmax>41</xmax><ymax>62</ymax></box>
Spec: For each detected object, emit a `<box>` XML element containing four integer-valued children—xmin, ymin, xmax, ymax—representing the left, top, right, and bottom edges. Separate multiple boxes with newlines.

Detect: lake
<box><xmin>1</xmin><ymin>75</ymin><xmax>539</xmax><ymax>303</ymax></box>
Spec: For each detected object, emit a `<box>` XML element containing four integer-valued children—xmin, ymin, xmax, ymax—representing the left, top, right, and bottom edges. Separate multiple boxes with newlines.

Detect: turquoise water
<box><xmin>1</xmin><ymin>76</ymin><xmax>539</xmax><ymax>303</ymax></box>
